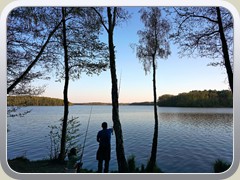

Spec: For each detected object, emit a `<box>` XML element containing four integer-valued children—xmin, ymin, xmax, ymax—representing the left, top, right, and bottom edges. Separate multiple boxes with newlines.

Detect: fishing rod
<box><xmin>77</xmin><ymin>106</ymin><xmax>92</xmax><ymax>173</ymax></box>
<box><xmin>118</xmin><ymin>70</ymin><xmax>122</xmax><ymax>97</ymax></box>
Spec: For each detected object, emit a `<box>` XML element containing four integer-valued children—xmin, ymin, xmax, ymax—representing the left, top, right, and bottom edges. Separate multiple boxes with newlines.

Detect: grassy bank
<box><xmin>7</xmin><ymin>156</ymin><xmax>161</xmax><ymax>173</ymax></box>
<box><xmin>8</xmin><ymin>157</ymin><xmax>93</xmax><ymax>173</ymax></box>
<box><xmin>8</xmin><ymin>156</ymin><xmax>230</xmax><ymax>173</ymax></box>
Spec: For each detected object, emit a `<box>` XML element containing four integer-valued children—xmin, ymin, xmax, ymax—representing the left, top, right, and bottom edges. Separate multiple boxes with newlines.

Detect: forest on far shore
<box><xmin>158</xmin><ymin>90</ymin><xmax>232</xmax><ymax>107</ymax></box>
<box><xmin>7</xmin><ymin>96</ymin><xmax>72</xmax><ymax>106</ymax></box>
<box><xmin>7</xmin><ymin>90</ymin><xmax>232</xmax><ymax>107</ymax></box>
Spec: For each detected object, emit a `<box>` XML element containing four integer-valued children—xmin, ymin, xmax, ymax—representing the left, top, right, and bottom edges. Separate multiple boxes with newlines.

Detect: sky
<box><xmin>37</xmin><ymin>7</ymin><xmax>230</xmax><ymax>103</ymax></box>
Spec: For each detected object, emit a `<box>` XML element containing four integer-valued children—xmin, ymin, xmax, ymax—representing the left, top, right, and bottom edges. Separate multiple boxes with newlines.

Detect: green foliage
<box><xmin>135</xmin><ymin>7</ymin><xmax>171</xmax><ymax>74</ymax></box>
<box><xmin>213</xmin><ymin>159</ymin><xmax>231</xmax><ymax>173</ymax></box>
<box><xmin>13</xmin><ymin>156</ymin><xmax>30</xmax><ymax>162</ymax></box>
<box><xmin>7</xmin><ymin>96</ymin><xmax>72</xmax><ymax>106</ymax></box>
<box><xmin>47</xmin><ymin>116</ymin><xmax>82</xmax><ymax>160</ymax></box>
<box><xmin>145</xmin><ymin>159</ymin><xmax>162</xmax><ymax>173</ymax></box>
<box><xmin>126</xmin><ymin>155</ymin><xmax>163</xmax><ymax>173</ymax></box>
<box><xmin>127</xmin><ymin>155</ymin><xmax>136</xmax><ymax>173</ymax></box>
<box><xmin>47</xmin><ymin>124</ymin><xmax>60</xmax><ymax>160</ymax></box>
<box><xmin>8</xmin><ymin>156</ymin><xmax>31</xmax><ymax>173</ymax></box>
<box><xmin>158</xmin><ymin>90</ymin><xmax>232</xmax><ymax>107</ymax></box>
<box><xmin>8</xmin><ymin>157</ymin><xmax>94</xmax><ymax>173</ymax></box>
<box><xmin>130</xmin><ymin>102</ymin><xmax>153</xmax><ymax>106</ymax></box>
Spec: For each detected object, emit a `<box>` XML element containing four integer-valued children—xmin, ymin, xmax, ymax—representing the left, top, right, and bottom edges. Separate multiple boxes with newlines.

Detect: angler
<box><xmin>96</xmin><ymin>122</ymin><xmax>114</xmax><ymax>173</ymax></box>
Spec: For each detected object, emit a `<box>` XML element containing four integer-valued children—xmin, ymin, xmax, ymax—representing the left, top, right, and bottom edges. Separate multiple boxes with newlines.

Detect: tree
<box><xmin>7</xmin><ymin>7</ymin><xmax>108</xmax><ymax>160</ymax></box>
<box><xmin>135</xmin><ymin>7</ymin><xmax>171</xmax><ymax>172</ymax></box>
<box><xmin>170</xmin><ymin>7</ymin><xmax>233</xmax><ymax>92</ymax></box>
<box><xmin>56</xmin><ymin>7</ymin><xmax>108</xmax><ymax>161</ymax></box>
<box><xmin>7</xmin><ymin>8</ymin><xmax>64</xmax><ymax>119</ymax></box>
<box><xmin>158</xmin><ymin>90</ymin><xmax>233</xmax><ymax>107</ymax></box>
<box><xmin>92</xmin><ymin>7</ymin><xmax>129</xmax><ymax>172</ymax></box>
<box><xmin>58</xmin><ymin>7</ymin><xmax>70</xmax><ymax>162</ymax></box>
<box><xmin>7</xmin><ymin>7</ymin><xmax>63</xmax><ymax>95</ymax></box>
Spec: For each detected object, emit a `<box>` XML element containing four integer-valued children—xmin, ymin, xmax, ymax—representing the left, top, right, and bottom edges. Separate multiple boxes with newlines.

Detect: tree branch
<box><xmin>174</xmin><ymin>7</ymin><xmax>218</xmax><ymax>23</ymax></box>
<box><xmin>7</xmin><ymin>19</ymin><xmax>63</xmax><ymax>94</ymax></box>
<box><xmin>91</xmin><ymin>7</ymin><xmax>109</xmax><ymax>33</ymax></box>
<box><xmin>195</xmin><ymin>30</ymin><xmax>219</xmax><ymax>45</ymax></box>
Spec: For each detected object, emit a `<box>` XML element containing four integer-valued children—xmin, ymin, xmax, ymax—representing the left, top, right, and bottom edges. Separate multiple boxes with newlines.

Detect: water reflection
<box><xmin>158</xmin><ymin>109</ymin><xmax>232</xmax><ymax>173</ymax></box>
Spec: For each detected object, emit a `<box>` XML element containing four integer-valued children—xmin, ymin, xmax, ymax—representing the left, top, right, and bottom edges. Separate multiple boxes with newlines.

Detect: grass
<box><xmin>127</xmin><ymin>155</ymin><xmax>163</xmax><ymax>173</ymax></box>
<box><xmin>8</xmin><ymin>155</ymin><xmax>162</xmax><ymax>173</ymax></box>
<box><xmin>8</xmin><ymin>156</ymin><xmax>229</xmax><ymax>173</ymax></box>
<box><xmin>8</xmin><ymin>156</ymin><xmax>93</xmax><ymax>173</ymax></box>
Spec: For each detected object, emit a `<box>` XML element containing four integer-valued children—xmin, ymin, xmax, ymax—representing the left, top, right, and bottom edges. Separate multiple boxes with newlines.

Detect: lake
<box><xmin>7</xmin><ymin>105</ymin><xmax>233</xmax><ymax>173</ymax></box>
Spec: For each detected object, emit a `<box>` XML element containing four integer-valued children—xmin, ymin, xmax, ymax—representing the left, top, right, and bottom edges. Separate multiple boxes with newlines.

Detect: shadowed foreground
<box><xmin>8</xmin><ymin>157</ymin><xmax>93</xmax><ymax>173</ymax></box>
<box><xmin>8</xmin><ymin>156</ymin><xmax>230</xmax><ymax>173</ymax></box>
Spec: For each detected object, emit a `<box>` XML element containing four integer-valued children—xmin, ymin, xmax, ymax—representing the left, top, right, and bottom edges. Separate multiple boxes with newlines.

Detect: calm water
<box><xmin>7</xmin><ymin>105</ymin><xmax>233</xmax><ymax>173</ymax></box>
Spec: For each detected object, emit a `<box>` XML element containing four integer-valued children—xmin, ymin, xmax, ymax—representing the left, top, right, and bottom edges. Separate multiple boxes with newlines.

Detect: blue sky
<box><xmin>38</xmin><ymin>7</ymin><xmax>230</xmax><ymax>103</ymax></box>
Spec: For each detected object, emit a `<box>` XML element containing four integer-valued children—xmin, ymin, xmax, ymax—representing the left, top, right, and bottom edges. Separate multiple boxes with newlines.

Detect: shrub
<box><xmin>213</xmin><ymin>159</ymin><xmax>231</xmax><ymax>173</ymax></box>
<box><xmin>127</xmin><ymin>155</ymin><xmax>136</xmax><ymax>173</ymax></box>
<box><xmin>47</xmin><ymin>116</ymin><xmax>82</xmax><ymax>160</ymax></box>
<box><xmin>126</xmin><ymin>155</ymin><xmax>163</xmax><ymax>173</ymax></box>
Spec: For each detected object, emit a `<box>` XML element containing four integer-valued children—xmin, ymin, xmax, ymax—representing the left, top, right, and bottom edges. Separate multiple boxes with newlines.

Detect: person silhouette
<box><xmin>96</xmin><ymin>122</ymin><xmax>113</xmax><ymax>173</ymax></box>
<box><xmin>65</xmin><ymin>148</ymin><xmax>80</xmax><ymax>173</ymax></box>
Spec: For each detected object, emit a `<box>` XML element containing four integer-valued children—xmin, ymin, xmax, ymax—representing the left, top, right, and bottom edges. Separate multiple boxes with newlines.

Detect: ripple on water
<box><xmin>7</xmin><ymin>106</ymin><xmax>233</xmax><ymax>172</ymax></box>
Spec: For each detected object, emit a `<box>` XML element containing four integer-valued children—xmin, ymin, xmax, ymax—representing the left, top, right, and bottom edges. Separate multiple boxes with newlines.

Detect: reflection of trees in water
<box><xmin>159</xmin><ymin>112</ymin><xmax>232</xmax><ymax>130</ymax></box>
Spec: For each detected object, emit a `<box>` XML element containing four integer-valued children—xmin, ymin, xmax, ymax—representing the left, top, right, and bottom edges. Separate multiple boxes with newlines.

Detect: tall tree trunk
<box><xmin>216</xmin><ymin>7</ymin><xmax>233</xmax><ymax>93</ymax></box>
<box><xmin>58</xmin><ymin>7</ymin><xmax>69</xmax><ymax>162</ymax></box>
<box><xmin>107</xmin><ymin>7</ymin><xmax>128</xmax><ymax>173</ymax></box>
<box><xmin>147</xmin><ymin>56</ymin><xmax>159</xmax><ymax>172</ymax></box>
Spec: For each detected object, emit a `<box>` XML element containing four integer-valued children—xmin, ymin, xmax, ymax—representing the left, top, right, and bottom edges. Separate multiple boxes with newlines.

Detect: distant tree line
<box><xmin>130</xmin><ymin>102</ymin><xmax>154</xmax><ymax>106</ymax></box>
<box><xmin>7</xmin><ymin>96</ymin><xmax>72</xmax><ymax>106</ymax></box>
<box><xmin>158</xmin><ymin>90</ymin><xmax>232</xmax><ymax>107</ymax></box>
